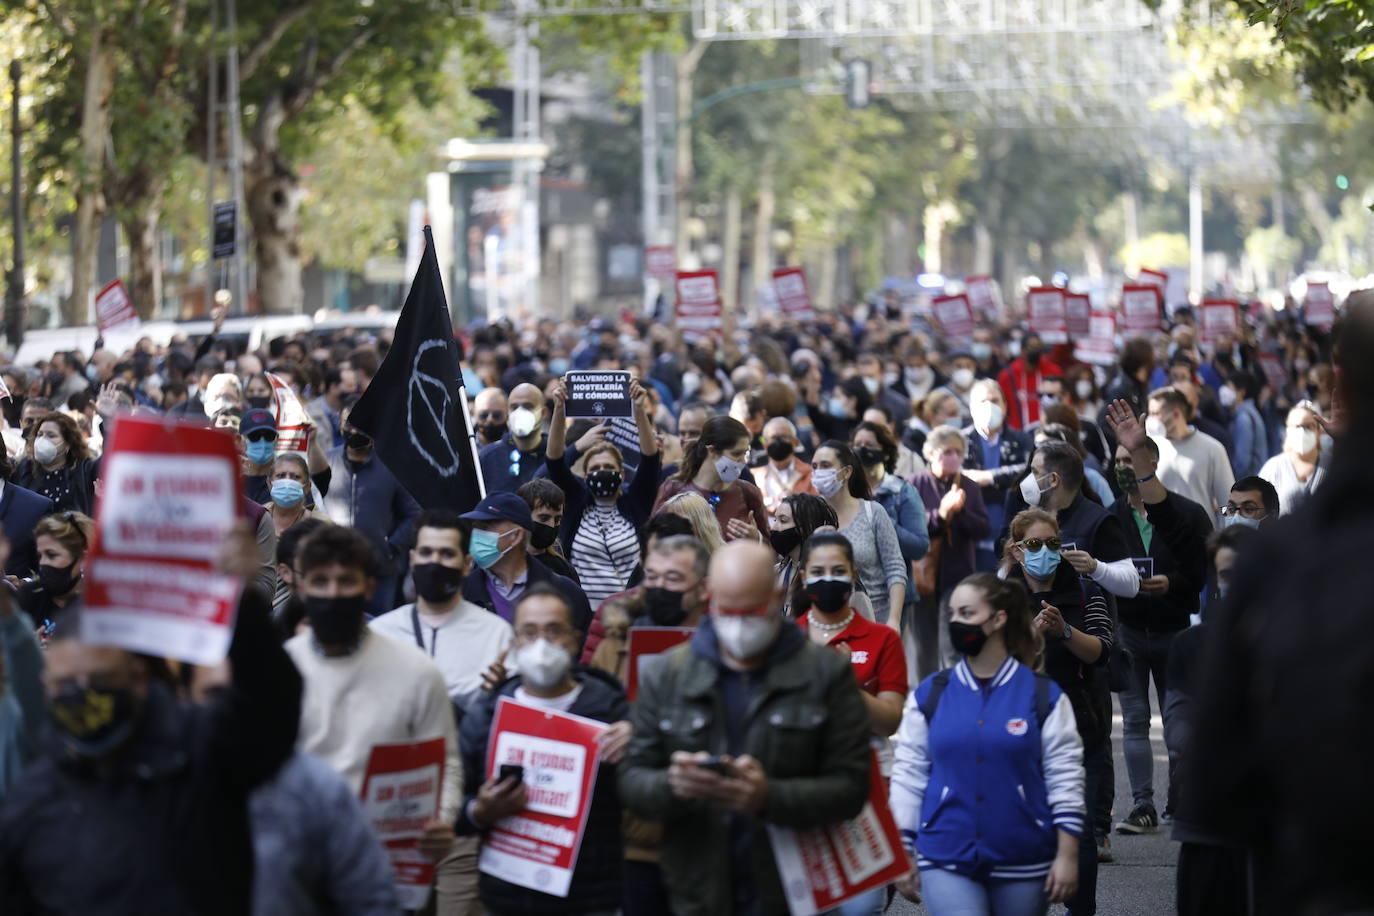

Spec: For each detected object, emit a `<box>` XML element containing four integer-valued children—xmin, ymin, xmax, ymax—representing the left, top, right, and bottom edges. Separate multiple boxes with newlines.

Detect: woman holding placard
<box><xmin>546</xmin><ymin>378</ymin><xmax>660</xmax><ymax>605</ymax></box>
<box><xmin>653</xmin><ymin>415</ymin><xmax>770</xmax><ymax>544</ymax></box>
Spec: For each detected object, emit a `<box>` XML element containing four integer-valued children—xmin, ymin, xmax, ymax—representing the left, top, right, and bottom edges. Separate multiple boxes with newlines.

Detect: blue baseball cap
<box><xmin>241</xmin><ymin>408</ymin><xmax>277</xmax><ymax>436</ymax></box>
<box><xmin>459</xmin><ymin>492</ymin><xmax>533</xmax><ymax>530</ymax></box>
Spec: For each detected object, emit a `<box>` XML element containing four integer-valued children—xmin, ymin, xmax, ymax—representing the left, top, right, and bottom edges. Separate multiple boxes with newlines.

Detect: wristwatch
<box><xmin>1061</xmin><ymin>624</ymin><xmax>1073</xmax><ymax>641</ymax></box>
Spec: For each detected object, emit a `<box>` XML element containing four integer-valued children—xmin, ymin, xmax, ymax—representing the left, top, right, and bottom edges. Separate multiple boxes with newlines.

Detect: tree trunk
<box><xmin>67</xmin><ymin>34</ymin><xmax>116</xmax><ymax>326</ymax></box>
<box><xmin>121</xmin><ymin>193</ymin><xmax>164</xmax><ymax>319</ymax></box>
<box><xmin>720</xmin><ymin>184</ymin><xmax>742</xmax><ymax>331</ymax></box>
<box><xmin>747</xmin><ymin>151</ymin><xmax>776</xmax><ymax>312</ymax></box>
<box><xmin>247</xmin><ymin>155</ymin><xmax>303</xmax><ymax>315</ymax></box>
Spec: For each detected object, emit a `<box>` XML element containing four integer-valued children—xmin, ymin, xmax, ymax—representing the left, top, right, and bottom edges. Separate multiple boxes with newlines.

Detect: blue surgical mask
<box><xmin>245</xmin><ymin>439</ymin><xmax>276</xmax><ymax>466</ymax></box>
<box><xmin>1022</xmin><ymin>545</ymin><xmax>1062</xmax><ymax>580</ymax></box>
<box><xmin>828</xmin><ymin>396</ymin><xmax>849</xmax><ymax>418</ymax></box>
<box><xmin>1223</xmin><ymin>514</ymin><xmax>1261</xmax><ymax>530</ymax></box>
<box><xmin>548</xmin><ymin>358</ymin><xmax>570</xmax><ymax>376</ymax></box>
<box><xmin>270</xmin><ymin>479</ymin><xmax>305</xmax><ymax>508</ymax></box>
<box><xmin>470</xmin><ymin>528</ymin><xmax>517</xmax><ymax>569</ymax></box>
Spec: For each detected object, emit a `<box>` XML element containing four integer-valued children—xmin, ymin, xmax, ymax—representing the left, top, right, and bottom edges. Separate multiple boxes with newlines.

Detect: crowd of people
<box><xmin>0</xmin><ymin>283</ymin><xmax>1363</xmax><ymax>915</ymax></box>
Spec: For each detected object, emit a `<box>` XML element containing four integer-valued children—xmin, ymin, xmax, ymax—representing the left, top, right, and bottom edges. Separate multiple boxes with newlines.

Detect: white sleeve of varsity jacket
<box><xmin>1090</xmin><ymin>556</ymin><xmax>1140</xmax><ymax>598</ymax></box>
<box><xmin>1041</xmin><ymin>692</ymin><xmax>1085</xmax><ymax>837</ymax></box>
<box><xmin>888</xmin><ymin>690</ymin><xmax>932</xmax><ymax>851</ymax></box>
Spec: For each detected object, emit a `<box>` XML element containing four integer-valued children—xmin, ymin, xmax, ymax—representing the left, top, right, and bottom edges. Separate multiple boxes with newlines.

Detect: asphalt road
<box><xmin>889</xmin><ymin>697</ymin><xmax>1177</xmax><ymax>915</ymax></box>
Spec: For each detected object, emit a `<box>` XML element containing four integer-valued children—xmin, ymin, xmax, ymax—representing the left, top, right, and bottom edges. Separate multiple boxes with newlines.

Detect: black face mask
<box><xmin>411</xmin><ymin>563</ymin><xmax>464</xmax><ymax>604</ymax></box>
<box><xmin>949</xmin><ymin>620</ymin><xmax>990</xmax><ymax>656</ymax></box>
<box><xmin>1114</xmin><ymin>465</ymin><xmax>1138</xmax><ymax>494</ymax></box>
<box><xmin>766</xmin><ymin>439</ymin><xmax>794</xmax><ymax>462</ymax></box>
<box><xmin>37</xmin><ymin>562</ymin><xmax>80</xmax><ymax>596</ymax></box>
<box><xmin>246</xmin><ymin>396</ymin><xmax>272</xmax><ymax>410</ymax></box>
<box><xmin>588</xmin><ymin>469</ymin><xmax>622</xmax><ymax>499</ymax></box>
<box><xmin>770</xmin><ymin>527</ymin><xmax>803</xmax><ymax>559</ymax></box>
<box><xmin>530</xmin><ymin>522</ymin><xmax>560</xmax><ymax>551</ymax></box>
<box><xmin>644</xmin><ymin>587</ymin><xmax>690</xmax><ymax>626</ymax></box>
<box><xmin>1024</xmin><ymin>349</ymin><xmax>1043</xmax><ymax>366</ymax></box>
<box><xmin>303</xmin><ymin>594</ymin><xmax>369</xmax><ymax>646</ymax></box>
<box><xmin>480</xmin><ymin>422</ymin><xmax>508</xmax><ymax>442</ymax></box>
<box><xmin>805</xmin><ymin>577</ymin><xmax>853</xmax><ymax>615</ymax></box>
<box><xmin>49</xmin><ymin>683</ymin><xmax>142</xmax><ymax>758</ymax></box>
<box><xmin>855</xmin><ymin>447</ymin><xmax>885</xmax><ymax>468</ymax></box>
<box><xmin>344</xmin><ymin>430</ymin><xmax>372</xmax><ymax>451</ymax></box>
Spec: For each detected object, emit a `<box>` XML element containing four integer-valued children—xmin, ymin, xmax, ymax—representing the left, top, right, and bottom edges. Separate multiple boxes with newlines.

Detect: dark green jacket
<box><xmin>618</xmin><ymin>617</ymin><xmax>871</xmax><ymax>915</ymax></box>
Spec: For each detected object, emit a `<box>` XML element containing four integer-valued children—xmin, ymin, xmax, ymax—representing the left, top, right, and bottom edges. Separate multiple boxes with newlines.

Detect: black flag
<box><xmin>348</xmin><ymin>226</ymin><xmax>485</xmax><ymax>512</ymax></box>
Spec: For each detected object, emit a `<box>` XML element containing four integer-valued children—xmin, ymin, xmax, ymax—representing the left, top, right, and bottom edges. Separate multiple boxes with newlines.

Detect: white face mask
<box><xmin>33</xmin><ymin>436</ymin><xmax>60</xmax><ymax>466</ymax></box>
<box><xmin>882</xmin><ymin>371</ymin><xmax>899</xmax><ymax>388</ymax></box>
<box><xmin>682</xmin><ymin>372</ymin><xmax>702</xmax><ymax>396</ymax></box>
<box><xmin>862</xmin><ymin>376</ymin><xmax>880</xmax><ymax>395</ymax></box>
<box><xmin>513</xmin><ymin>638</ymin><xmax>572</xmax><ymax>691</ymax></box>
<box><xmin>1218</xmin><ymin>386</ymin><xmax>1237</xmax><ymax>409</ymax></box>
<box><xmin>714</xmin><ymin>455</ymin><xmax>746</xmax><ymax>485</ymax></box>
<box><xmin>1145</xmin><ymin>416</ymin><xmax>1169</xmax><ymax>439</ymax></box>
<box><xmin>508</xmin><ymin>407</ymin><xmax>540</xmax><ymax>439</ymax></box>
<box><xmin>1020</xmin><ymin>472</ymin><xmax>1047</xmax><ymax>507</ymax></box>
<box><xmin>714</xmin><ymin>613</ymin><xmax>779</xmax><ymax>659</ymax></box>
<box><xmin>812</xmin><ymin>468</ymin><xmax>844</xmax><ymax>499</ymax></box>
<box><xmin>1285</xmin><ymin>426</ymin><xmax>1318</xmax><ymax>456</ymax></box>
<box><xmin>1075</xmin><ymin>379</ymin><xmax>1094</xmax><ymax>401</ymax></box>
<box><xmin>951</xmin><ymin>368</ymin><xmax>975</xmax><ymax>390</ymax></box>
<box><xmin>971</xmin><ymin>400</ymin><xmax>1004</xmax><ymax>433</ymax></box>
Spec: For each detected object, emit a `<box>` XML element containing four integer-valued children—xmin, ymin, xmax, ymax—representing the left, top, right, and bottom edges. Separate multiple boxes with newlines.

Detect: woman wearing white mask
<box><xmin>810</xmin><ymin>441</ymin><xmax>907</xmax><ymax>631</ymax></box>
<box><xmin>654</xmin><ymin>416</ymin><xmax>769</xmax><ymax>544</ymax></box>
<box><xmin>1258</xmin><ymin>401</ymin><xmax>1328</xmax><ymax>514</ymax></box>
<box><xmin>14</xmin><ymin>412</ymin><xmax>98</xmax><ymax>514</ymax></box>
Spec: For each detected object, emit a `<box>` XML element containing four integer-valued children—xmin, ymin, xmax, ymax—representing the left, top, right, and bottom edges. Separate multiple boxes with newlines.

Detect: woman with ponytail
<box><xmin>653</xmin><ymin>415</ymin><xmax>769</xmax><ymax>542</ymax></box>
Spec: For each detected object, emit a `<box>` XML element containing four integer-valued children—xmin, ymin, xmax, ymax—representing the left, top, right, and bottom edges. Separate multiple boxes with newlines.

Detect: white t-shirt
<box><xmin>514</xmin><ymin>683</ymin><xmax>584</xmax><ymax>714</ymax></box>
<box><xmin>370</xmin><ymin>599</ymin><xmax>514</xmax><ymax>717</ymax></box>
<box><xmin>1153</xmin><ymin>429</ymin><xmax>1234</xmax><ymax>527</ymax></box>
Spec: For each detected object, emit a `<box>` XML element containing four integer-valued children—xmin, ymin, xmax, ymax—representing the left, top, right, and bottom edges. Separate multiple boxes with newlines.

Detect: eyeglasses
<box><xmin>1017</xmin><ymin>537</ymin><xmax>1062</xmax><ymax>552</ymax></box>
<box><xmin>1221</xmin><ymin>504</ymin><xmax>1266</xmax><ymax>519</ymax></box>
<box><xmin>515</xmin><ymin>623</ymin><xmax>573</xmax><ymax>642</ymax></box>
<box><xmin>245</xmin><ymin>431</ymin><xmax>278</xmax><ymax>443</ymax></box>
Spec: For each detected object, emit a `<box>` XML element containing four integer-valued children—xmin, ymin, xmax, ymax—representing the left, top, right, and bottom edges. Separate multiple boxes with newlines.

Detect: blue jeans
<box><xmin>1118</xmin><ymin>623</ymin><xmax>1179</xmax><ymax>810</ymax></box>
<box><xmin>920</xmin><ymin>868</ymin><xmax>1048</xmax><ymax>916</ymax></box>
<box><xmin>821</xmin><ymin>885</ymin><xmax>886</xmax><ymax>916</ymax></box>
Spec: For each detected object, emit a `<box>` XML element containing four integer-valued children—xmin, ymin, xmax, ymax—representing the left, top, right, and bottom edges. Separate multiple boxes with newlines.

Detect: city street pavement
<box><xmin>889</xmin><ymin>697</ymin><xmax>1177</xmax><ymax>915</ymax></box>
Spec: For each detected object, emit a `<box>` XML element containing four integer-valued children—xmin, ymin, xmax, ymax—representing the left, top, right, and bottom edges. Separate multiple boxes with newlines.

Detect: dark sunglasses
<box><xmin>1018</xmin><ymin>537</ymin><xmax>1062</xmax><ymax>552</ymax></box>
<box><xmin>245</xmin><ymin>431</ymin><xmax>278</xmax><ymax>443</ymax></box>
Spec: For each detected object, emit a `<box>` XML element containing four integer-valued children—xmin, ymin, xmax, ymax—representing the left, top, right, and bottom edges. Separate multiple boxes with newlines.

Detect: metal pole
<box><xmin>1189</xmin><ymin>168</ymin><xmax>1203</xmax><ymax>303</ymax></box>
<box><xmin>640</xmin><ymin>51</ymin><xmax>658</xmax><ymax>314</ymax></box>
<box><xmin>7</xmin><ymin>59</ymin><xmax>24</xmax><ymax>348</ymax></box>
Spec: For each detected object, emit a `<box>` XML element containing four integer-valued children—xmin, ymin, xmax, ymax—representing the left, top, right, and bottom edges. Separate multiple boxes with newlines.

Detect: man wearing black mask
<box><xmin>751</xmin><ymin>417</ymin><xmax>816</xmax><ymax>519</ymax></box>
<box><xmin>473</xmin><ymin>387</ymin><xmax>509</xmax><ymax>447</ymax></box>
<box><xmin>284</xmin><ymin>524</ymin><xmax>463</xmax><ymax>909</ymax></box>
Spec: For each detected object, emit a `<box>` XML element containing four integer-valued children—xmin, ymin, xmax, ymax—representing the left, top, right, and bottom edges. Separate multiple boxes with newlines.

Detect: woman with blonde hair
<box><xmin>658</xmin><ymin>491</ymin><xmax>724</xmax><ymax>553</ymax></box>
<box><xmin>16</xmin><ymin>511</ymin><xmax>94</xmax><ymax>628</ymax></box>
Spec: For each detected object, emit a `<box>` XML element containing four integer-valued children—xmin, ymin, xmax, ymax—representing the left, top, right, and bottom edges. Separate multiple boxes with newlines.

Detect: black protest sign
<box><xmin>565</xmin><ymin>370</ymin><xmax>633</xmax><ymax>419</ymax></box>
<box><xmin>605</xmin><ymin>417</ymin><xmax>643</xmax><ymax>479</ymax></box>
<box><xmin>348</xmin><ymin>226</ymin><xmax>484</xmax><ymax>512</ymax></box>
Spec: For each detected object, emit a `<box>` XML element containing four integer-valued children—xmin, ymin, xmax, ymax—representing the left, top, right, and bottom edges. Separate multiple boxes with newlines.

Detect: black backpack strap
<box><xmin>919</xmin><ymin>669</ymin><xmax>953</xmax><ymax>723</ymax></box>
<box><xmin>1034</xmin><ymin>673</ymin><xmax>1051</xmax><ymax>728</ymax></box>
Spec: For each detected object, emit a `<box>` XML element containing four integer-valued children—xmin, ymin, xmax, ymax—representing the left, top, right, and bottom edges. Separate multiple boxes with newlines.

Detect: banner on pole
<box><xmin>96</xmin><ymin>280</ymin><xmax>141</xmax><ymax>334</ymax></box>
<box><xmin>478</xmin><ymin>698</ymin><xmax>608</xmax><ymax>897</ymax></box>
<box><xmin>625</xmin><ymin>627</ymin><xmax>693</xmax><ymax>701</ymax></box>
<box><xmin>83</xmin><ymin>415</ymin><xmax>244</xmax><ymax>665</ymax></box>
<box><xmin>1074</xmin><ymin>311</ymin><xmax>1118</xmax><ymax>367</ymax></box>
<box><xmin>360</xmin><ymin>738</ymin><xmax>446</xmax><ymax>911</ymax></box>
<box><xmin>931</xmin><ymin>294</ymin><xmax>975</xmax><ymax>341</ymax></box>
<box><xmin>1200</xmin><ymin>300</ymin><xmax>1239</xmax><ymax>346</ymax></box>
<box><xmin>1026</xmin><ymin>288</ymin><xmax>1067</xmax><ymax>343</ymax></box>
<box><xmin>675</xmin><ymin>271</ymin><xmax>723</xmax><ymax>340</ymax></box>
<box><xmin>1305</xmin><ymin>281</ymin><xmax>1335</xmax><ymax>327</ymax></box>
<box><xmin>646</xmin><ymin>246</ymin><xmax>676</xmax><ymax>281</ymax></box>
<box><xmin>1065</xmin><ymin>293</ymin><xmax>1092</xmax><ymax>340</ymax></box>
<box><xmin>1136</xmin><ymin>268</ymin><xmax>1168</xmax><ymax>295</ymax></box>
<box><xmin>770</xmin><ymin>753</ymin><xmax>913</xmax><ymax>916</ymax></box>
<box><xmin>565</xmin><ymin>371</ymin><xmax>632</xmax><ymax>420</ymax></box>
<box><xmin>773</xmin><ymin>268</ymin><xmax>816</xmax><ymax>322</ymax></box>
<box><xmin>964</xmin><ymin>276</ymin><xmax>1002</xmax><ymax>320</ymax></box>
<box><xmin>266</xmin><ymin>372</ymin><xmax>311</xmax><ymax>453</ymax></box>
<box><xmin>1120</xmin><ymin>285</ymin><xmax>1163</xmax><ymax>335</ymax></box>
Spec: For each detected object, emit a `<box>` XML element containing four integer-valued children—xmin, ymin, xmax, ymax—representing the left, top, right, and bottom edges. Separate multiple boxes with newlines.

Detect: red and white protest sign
<box><xmin>646</xmin><ymin>246</ymin><xmax>676</xmax><ymax>281</ymax></box>
<box><xmin>1065</xmin><ymin>293</ymin><xmax>1092</xmax><ymax>340</ymax></box>
<box><xmin>95</xmin><ymin>279</ymin><xmax>140</xmax><ymax>333</ymax></box>
<box><xmin>932</xmin><ymin>294</ymin><xmax>975</xmax><ymax>340</ymax></box>
<box><xmin>1026</xmin><ymin>288</ymin><xmax>1067</xmax><ymax>343</ymax></box>
<box><xmin>770</xmin><ymin>753</ymin><xmax>912</xmax><ymax>916</ymax></box>
<box><xmin>1120</xmin><ymin>285</ymin><xmax>1163</xmax><ymax>335</ymax></box>
<box><xmin>1200</xmin><ymin>300</ymin><xmax>1239</xmax><ymax>346</ymax></box>
<box><xmin>83</xmin><ymin>415</ymin><xmax>243</xmax><ymax>665</ymax></box>
<box><xmin>675</xmin><ymin>271</ymin><xmax>723</xmax><ymax>340</ymax></box>
<box><xmin>1305</xmin><ymin>281</ymin><xmax>1335</xmax><ymax>327</ymax></box>
<box><xmin>965</xmin><ymin>276</ymin><xmax>1002</xmax><ymax>320</ymax></box>
<box><xmin>1258</xmin><ymin>352</ymin><xmax>1289</xmax><ymax>391</ymax></box>
<box><xmin>1136</xmin><ymin>268</ymin><xmax>1168</xmax><ymax>296</ymax></box>
<box><xmin>360</xmin><ymin>738</ymin><xmax>446</xmax><ymax>911</ymax></box>
<box><xmin>0</xmin><ymin>375</ymin><xmax>10</xmax><ymax>400</ymax></box>
<box><xmin>626</xmin><ymin>627</ymin><xmax>693</xmax><ymax>701</ymax></box>
<box><xmin>773</xmin><ymin>267</ymin><xmax>816</xmax><ymax>322</ymax></box>
<box><xmin>479</xmin><ymin>698</ymin><xmax>608</xmax><ymax>897</ymax></box>
<box><xmin>1074</xmin><ymin>311</ymin><xmax>1118</xmax><ymax>367</ymax></box>
<box><xmin>267</xmin><ymin>372</ymin><xmax>310</xmax><ymax>452</ymax></box>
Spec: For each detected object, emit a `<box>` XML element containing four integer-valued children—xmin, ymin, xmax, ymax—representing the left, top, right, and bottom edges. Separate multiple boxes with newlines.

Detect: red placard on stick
<box><xmin>1137</xmin><ymin>268</ymin><xmax>1168</xmax><ymax>295</ymax></box>
<box><xmin>1065</xmin><ymin>293</ymin><xmax>1092</xmax><ymax>340</ymax></box>
<box><xmin>1200</xmin><ymin>300</ymin><xmax>1239</xmax><ymax>346</ymax></box>
<box><xmin>645</xmin><ymin>246</ymin><xmax>676</xmax><ymax>281</ymax></box>
<box><xmin>1120</xmin><ymin>285</ymin><xmax>1163</xmax><ymax>335</ymax></box>
<box><xmin>360</xmin><ymin>738</ymin><xmax>446</xmax><ymax>911</ymax></box>
<box><xmin>96</xmin><ymin>279</ymin><xmax>140</xmax><ymax>333</ymax></box>
<box><xmin>479</xmin><ymin>698</ymin><xmax>608</xmax><ymax>897</ymax></box>
<box><xmin>965</xmin><ymin>276</ymin><xmax>1002</xmax><ymax>319</ymax></box>
<box><xmin>83</xmin><ymin>415</ymin><xmax>244</xmax><ymax>665</ymax></box>
<box><xmin>1305</xmin><ymin>281</ymin><xmax>1335</xmax><ymax>327</ymax></box>
<box><xmin>675</xmin><ymin>271</ymin><xmax>723</xmax><ymax>340</ymax></box>
<box><xmin>625</xmin><ymin>626</ymin><xmax>693</xmax><ymax>701</ymax></box>
<box><xmin>932</xmin><ymin>294</ymin><xmax>975</xmax><ymax>340</ymax></box>
<box><xmin>1026</xmin><ymin>288</ymin><xmax>1067</xmax><ymax>343</ymax></box>
<box><xmin>770</xmin><ymin>753</ymin><xmax>913</xmax><ymax>916</ymax></box>
<box><xmin>267</xmin><ymin>372</ymin><xmax>311</xmax><ymax>452</ymax></box>
<box><xmin>1074</xmin><ymin>311</ymin><xmax>1118</xmax><ymax>367</ymax></box>
<box><xmin>773</xmin><ymin>267</ymin><xmax>816</xmax><ymax>322</ymax></box>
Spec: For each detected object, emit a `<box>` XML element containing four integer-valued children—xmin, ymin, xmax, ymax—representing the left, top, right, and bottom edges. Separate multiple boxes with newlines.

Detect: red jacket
<box><xmin>998</xmin><ymin>356</ymin><xmax>1063</xmax><ymax>430</ymax></box>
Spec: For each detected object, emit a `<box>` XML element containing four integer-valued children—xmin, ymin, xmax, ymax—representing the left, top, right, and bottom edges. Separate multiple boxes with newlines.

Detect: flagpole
<box><xmin>456</xmin><ymin>384</ymin><xmax>487</xmax><ymax>499</ymax></box>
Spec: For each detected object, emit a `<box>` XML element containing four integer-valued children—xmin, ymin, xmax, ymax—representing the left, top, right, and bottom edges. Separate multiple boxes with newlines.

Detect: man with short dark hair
<box><xmin>1147</xmin><ymin>386</ymin><xmax>1234</xmax><ymax>526</ymax></box>
<box><xmin>661</xmin><ymin>402</ymin><xmax>712</xmax><ymax>483</ymax></box>
<box><xmin>516</xmin><ymin>478</ymin><xmax>577</xmax><ymax>582</ymax></box>
<box><xmin>1221</xmin><ymin>476</ymin><xmax>1279</xmax><ymax>530</ymax></box>
<box><xmin>457</xmin><ymin>584</ymin><xmax>631</xmax><ymax>915</ymax></box>
<box><xmin>750</xmin><ymin>416</ymin><xmax>815</xmax><ymax>518</ymax></box>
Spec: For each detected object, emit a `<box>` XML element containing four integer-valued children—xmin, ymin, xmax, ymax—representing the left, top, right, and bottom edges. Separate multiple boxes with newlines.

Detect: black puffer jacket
<box><xmin>457</xmin><ymin>665</ymin><xmax>628</xmax><ymax>915</ymax></box>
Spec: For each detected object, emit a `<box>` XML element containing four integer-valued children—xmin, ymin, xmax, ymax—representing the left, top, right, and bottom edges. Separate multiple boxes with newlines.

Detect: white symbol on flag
<box><xmin>407</xmin><ymin>339</ymin><xmax>462</xmax><ymax>476</ymax></box>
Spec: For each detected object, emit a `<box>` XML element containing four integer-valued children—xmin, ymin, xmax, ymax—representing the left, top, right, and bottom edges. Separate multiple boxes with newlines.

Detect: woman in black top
<box><xmin>16</xmin><ymin>511</ymin><xmax>92</xmax><ymax>631</ymax></box>
<box><xmin>13</xmin><ymin>412</ymin><xmax>99</xmax><ymax>514</ymax></box>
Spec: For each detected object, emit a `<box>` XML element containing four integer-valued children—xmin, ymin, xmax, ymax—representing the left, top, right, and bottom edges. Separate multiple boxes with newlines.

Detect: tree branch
<box><xmin>282</xmin><ymin>25</ymin><xmax>376</xmax><ymax>120</ymax></box>
<box><xmin>34</xmin><ymin>0</ymin><xmax>76</xmax><ymax>39</ymax></box>
<box><xmin>240</xmin><ymin>3</ymin><xmax>314</xmax><ymax>84</ymax></box>
<box><xmin>155</xmin><ymin>0</ymin><xmax>190</xmax><ymax>86</ymax></box>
